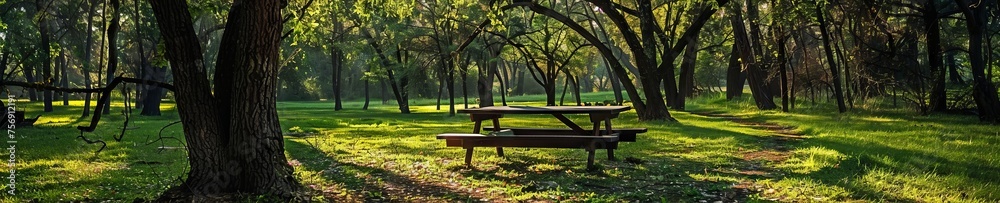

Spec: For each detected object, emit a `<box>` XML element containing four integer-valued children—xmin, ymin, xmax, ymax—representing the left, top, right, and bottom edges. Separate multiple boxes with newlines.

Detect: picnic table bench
<box><xmin>436</xmin><ymin>106</ymin><xmax>645</xmax><ymax>170</ymax></box>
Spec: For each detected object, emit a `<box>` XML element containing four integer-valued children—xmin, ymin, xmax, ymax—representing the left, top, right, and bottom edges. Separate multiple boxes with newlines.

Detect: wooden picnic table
<box><xmin>438</xmin><ymin>106</ymin><xmax>645</xmax><ymax>170</ymax></box>
<box><xmin>458</xmin><ymin>105</ymin><xmax>630</xmax><ymax>136</ymax></box>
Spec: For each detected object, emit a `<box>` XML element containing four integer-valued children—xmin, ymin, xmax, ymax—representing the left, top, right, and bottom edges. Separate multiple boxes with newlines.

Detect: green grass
<box><xmin>688</xmin><ymin>93</ymin><xmax>1000</xmax><ymax>202</ymax></box>
<box><xmin>2</xmin><ymin>91</ymin><xmax>998</xmax><ymax>202</ymax></box>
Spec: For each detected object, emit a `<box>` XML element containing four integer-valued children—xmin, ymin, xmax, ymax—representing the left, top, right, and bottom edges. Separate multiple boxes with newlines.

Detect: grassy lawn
<box><xmin>2</xmin><ymin>92</ymin><xmax>998</xmax><ymax>202</ymax></box>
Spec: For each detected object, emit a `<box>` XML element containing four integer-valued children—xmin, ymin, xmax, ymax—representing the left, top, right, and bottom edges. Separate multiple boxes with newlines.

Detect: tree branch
<box><xmin>2</xmin><ymin>76</ymin><xmax>175</xmax><ymax>133</ymax></box>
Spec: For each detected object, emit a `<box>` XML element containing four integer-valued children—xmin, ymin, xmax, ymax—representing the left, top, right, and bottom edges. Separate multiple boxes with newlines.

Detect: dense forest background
<box><xmin>2</xmin><ymin>0</ymin><xmax>999</xmax><ymax>122</ymax></box>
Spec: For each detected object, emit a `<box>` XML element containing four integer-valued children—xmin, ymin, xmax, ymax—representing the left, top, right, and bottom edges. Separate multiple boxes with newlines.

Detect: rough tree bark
<box><xmin>777</xmin><ymin>29</ymin><xmax>789</xmax><ymax>112</ymax></box>
<box><xmin>437</xmin><ymin>70</ymin><xmax>444</xmax><ymax>110</ymax></box>
<box><xmin>585</xmin><ymin>4</ymin><xmax>630</xmax><ymax>105</ymax></box>
<box><xmin>572</xmin><ymin>74</ymin><xmax>582</xmax><ymax>106</ymax></box>
<box><xmin>448</xmin><ymin>56</ymin><xmax>455</xmax><ymax>115</ymax></box>
<box><xmin>60</xmin><ymin>51</ymin><xmax>69</xmax><ymax>106</ymax></box>
<box><xmin>461</xmin><ymin>54</ymin><xmax>469</xmax><ymax>109</ymax></box>
<box><xmin>493</xmin><ymin>1</ymin><xmax>649</xmax><ymax>118</ymax></box>
<box><xmin>81</xmin><ymin>0</ymin><xmax>97</xmax><ymax>118</ymax></box>
<box><xmin>363</xmin><ymin>79</ymin><xmax>370</xmax><ymax>110</ymax></box>
<box><xmin>947</xmin><ymin>53</ymin><xmax>964</xmax><ymax>84</ymax></box>
<box><xmin>331</xmin><ymin>12</ymin><xmax>344</xmax><ymax>111</ymax></box>
<box><xmin>478</xmin><ymin>40</ymin><xmax>499</xmax><ymax>107</ymax></box>
<box><xmin>140</xmin><ymin>65</ymin><xmax>165</xmax><ymax>116</ymax></box>
<box><xmin>726</xmin><ymin>44</ymin><xmax>745</xmax><ymax>100</ymax></box>
<box><xmin>131</xmin><ymin>0</ymin><xmax>163</xmax><ymax>116</ymax></box>
<box><xmin>361</xmin><ymin>30</ymin><xmax>410</xmax><ymax>113</ymax></box>
<box><xmin>37</xmin><ymin>0</ymin><xmax>53</xmax><ymax>112</ymax></box>
<box><xmin>926</xmin><ymin>0</ymin><xmax>946</xmax><ymax>112</ymax></box>
<box><xmin>731</xmin><ymin>3</ymin><xmax>776</xmax><ymax>110</ymax></box>
<box><xmin>955</xmin><ymin>0</ymin><xmax>1000</xmax><ymax>123</ymax></box>
<box><xmin>816</xmin><ymin>2</ymin><xmax>847</xmax><ymax>113</ymax></box>
<box><xmin>675</xmin><ymin>34</ymin><xmax>699</xmax><ymax>110</ymax></box>
<box><xmin>22</xmin><ymin>52</ymin><xmax>38</xmax><ymax>101</ymax></box>
<box><xmin>496</xmin><ymin>59</ymin><xmax>508</xmax><ymax>106</ymax></box>
<box><xmin>101</xmin><ymin>0</ymin><xmax>121</xmax><ymax>115</ymax></box>
<box><xmin>149</xmin><ymin>0</ymin><xmax>301</xmax><ymax>200</ymax></box>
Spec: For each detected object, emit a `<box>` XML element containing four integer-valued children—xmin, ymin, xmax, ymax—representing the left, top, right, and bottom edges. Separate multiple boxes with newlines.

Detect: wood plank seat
<box><xmin>436</xmin><ymin>133</ymin><xmax>620</xmax><ymax>169</ymax></box>
<box><xmin>483</xmin><ymin>127</ymin><xmax>646</xmax><ymax>142</ymax></box>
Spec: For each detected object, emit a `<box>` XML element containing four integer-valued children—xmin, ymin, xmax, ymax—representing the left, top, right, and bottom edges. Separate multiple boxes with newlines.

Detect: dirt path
<box><xmin>690</xmin><ymin>111</ymin><xmax>808</xmax><ymax>201</ymax></box>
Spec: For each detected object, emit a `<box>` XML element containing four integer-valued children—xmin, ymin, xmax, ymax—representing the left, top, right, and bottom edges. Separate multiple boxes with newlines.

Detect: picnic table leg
<box><xmin>607</xmin><ymin>149</ymin><xmax>615</xmax><ymax>161</ymax></box>
<box><xmin>586</xmin><ymin>148</ymin><xmax>596</xmax><ymax>170</ymax></box>
<box><xmin>465</xmin><ymin>148</ymin><xmax>474</xmax><ymax>166</ymax></box>
<box><xmin>591</xmin><ymin>120</ymin><xmax>602</xmax><ymax>137</ymax></box>
<box><xmin>493</xmin><ymin>118</ymin><xmax>504</xmax><ymax>157</ymax></box>
<box><xmin>473</xmin><ymin>120</ymin><xmax>482</xmax><ymax>134</ymax></box>
<box><xmin>469</xmin><ymin>119</ymin><xmax>481</xmax><ymax>165</ymax></box>
<box><xmin>605</xmin><ymin>118</ymin><xmax>616</xmax><ymax>161</ymax></box>
<box><xmin>604</xmin><ymin>118</ymin><xmax>613</xmax><ymax>135</ymax></box>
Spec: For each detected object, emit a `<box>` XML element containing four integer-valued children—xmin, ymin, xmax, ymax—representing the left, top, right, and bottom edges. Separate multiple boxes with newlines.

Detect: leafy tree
<box><xmin>149</xmin><ymin>0</ymin><xmax>301</xmax><ymax>199</ymax></box>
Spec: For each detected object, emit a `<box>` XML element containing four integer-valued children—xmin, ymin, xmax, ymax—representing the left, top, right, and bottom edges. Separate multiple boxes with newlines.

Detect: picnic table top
<box><xmin>457</xmin><ymin>106</ymin><xmax>632</xmax><ymax>115</ymax></box>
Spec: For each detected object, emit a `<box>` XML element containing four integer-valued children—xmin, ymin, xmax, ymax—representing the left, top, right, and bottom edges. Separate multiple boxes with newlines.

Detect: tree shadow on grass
<box><xmin>284</xmin><ymin>139</ymin><xmax>487</xmax><ymax>202</ymax></box>
<box><xmin>785</xmin><ymin>135</ymin><xmax>1000</xmax><ymax>202</ymax></box>
<box><xmin>452</xmin><ymin>147</ymin><xmax>750</xmax><ymax>202</ymax></box>
<box><xmin>436</xmin><ymin>121</ymin><xmax>776</xmax><ymax>202</ymax></box>
<box><xmin>698</xmin><ymin>108</ymin><xmax>1000</xmax><ymax>202</ymax></box>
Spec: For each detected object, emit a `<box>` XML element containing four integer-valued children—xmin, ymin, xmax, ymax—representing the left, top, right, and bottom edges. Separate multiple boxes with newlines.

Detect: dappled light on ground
<box><xmin>5</xmin><ymin>93</ymin><xmax>1000</xmax><ymax>202</ymax></box>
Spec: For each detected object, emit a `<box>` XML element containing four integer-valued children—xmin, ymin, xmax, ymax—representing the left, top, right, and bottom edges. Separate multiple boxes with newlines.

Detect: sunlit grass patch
<box><xmin>9</xmin><ymin>92</ymin><xmax>1000</xmax><ymax>202</ymax></box>
<box><xmin>753</xmin><ymin>177</ymin><xmax>851</xmax><ymax>202</ymax></box>
<box><xmin>856</xmin><ymin>168</ymin><xmax>995</xmax><ymax>203</ymax></box>
<box><xmin>776</xmin><ymin>146</ymin><xmax>847</xmax><ymax>174</ymax></box>
<box><xmin>689</xmin><ymin>94</ymin><xmax>1000</xmax><ymax>202</ymax></box>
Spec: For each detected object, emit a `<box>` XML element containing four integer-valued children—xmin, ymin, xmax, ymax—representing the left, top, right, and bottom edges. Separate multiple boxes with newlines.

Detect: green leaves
<box><xmin>352</xmin><ymin>0</ymin><xmax>416</xmax><ymax>21</ymax></box>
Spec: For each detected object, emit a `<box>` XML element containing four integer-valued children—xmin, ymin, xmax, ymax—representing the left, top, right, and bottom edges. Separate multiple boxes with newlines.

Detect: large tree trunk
<box><xmin>833</xmin><ymin>24</ymin><xmax>853</xmax><ymax>109</ymax></box>
<box><xmin>572</xmin><ymin>75</ymin><xmax>582</xmax><ymax>106</ymax></box>
<box><xmin>478</xmin><ymin>45</ymin><xmax>498</xmax><ymax>107</ymax></box>
<box><xmin>545</xmin><ymin>78</ymin><xmax>557</xmax><ymax>106</ymax></box>
<box><xmin>506</xmin><ymin>1</ymin><xmax>652</xmax><ymax>119</ymax></box>
<box><xmin>816</xmin><ymin>3</ymin><xmax>847</xmax><ymax>113</ymax></box>
<box><xmin>496</xmin><ymin>59</ymin><xmax>507</xmax><ymax>106</ymax></box>
<box><xmin>926</xmin><ymin>0</ymin><xmax>946</xmax><ymax>112</ymax></box>
<box><xmin>331</xmin><ymin>11</ymin><xmax>344</xmax><ymax>111</ymax></box>
<box><xmin>23</xmin><ymin>52</ymin><xmax>38</xmax><ymax>101</ymax></box>
<box><xmin>461</xmin><ymin>56</ymin><xmax>469</xmax><ymax>109</ymax></box>
<box><xmin>37</xmin><ymin>0</ymin><xmax>53</xmax><ymax>112</ymax></box>
<box><xmin>149</xmin><ymin>0</ymin><xmax>301</xmax><ymax>200</ymax></box>
<box><xmin>603</xmin><ymin>58</ymin><xmax>624</xmax><ymax>104</ymax></box>
<box><xmin>81</xmin><ymin>0</ymin><xmax>97</xmax><ymax>118</ymax></box>
<box><xmin>363</xmin><ymin>80</ymin><xmax>370</xmax><ymax>110</ymax></box>
<box><xmin>140</xmin><ymin>65</ymin><xmax>165</xmax><ymax>116</ymax></box>
<box><xmin>675</xmin><ymin>34</ymin><xmax>699</xmax><ymax>110</ymax></box>
<box><xmin>731</xmin><ymin>4</ymin><xmax>776</xmax><ymax>110</ymax></box>
<box><xmin>955</xmin><ymin>0</ymin><xmax>1000</xmax><ymax>123</ymax></box>
<box><xmin>777</xmin><ymin>30</ymin><xmax>790</xmax><ymax>112</ymax></box>
<box><xmin>60</xmin><ymin>51</ymin><xmax>69</xmax><ymax>106</ymax></box>
<box><xmin>362</xmin><ymin>31</ymin><xmax>409</xmax><ymax>113</ymax></box>
<box><xmin>0</xmin><ymin>51</ymin><xmax>7</xmax><ymax>81</ymax></box>
<box><xmin>515</xmin><ymin>64</ymin><xmax>525</xmax><ymax>96</ymax></box>
<box><xmin>560</xmin><ymin>74</ymin><xmax>569</xmax><ymax>106</ymax></box>
<box><xmin>82</xmin><ymin>68</ymin><xmax>93</xmax><ymax>116</ymax></box>
<box><xmin>102</xmin><ymin>0</ymin><xmax>121</xmax><ymax>115</ymax></box>
<box><xmin>54</xmin><ymin>50</ymin><xmax>62</xmax><ymax>103</ymax></box>
<box><xmin>133</xmin><ymin>0</ymin><xmax>161</xmax><ymax>116</ymax></box>
<box><xmin>331</xmin><ymin>48</ymin><xmax>343</xmax><ymax>110</ymax></box>
<box><xmin>436</xmin><ymin>71</ymin><xmax>443</xmax><ymax>110</ymax></box>
<box><xmin>380</xmin><ymin>80</ymin><xmax>388</xmax><ymax>104</ymax></box>
<box><xmin>394</xmin><ymin>49</ymin><xmax>410</xmax><ymax>113</ymax></box>
<box><xmin>448</xmin><ymin>57</ymin><xmax>456</xmax><ymax>115</ymax></box>
<box><xmin>726</xmin><ymin>44</ymin><xmax>745</xmax><ymax>100</ymax></box>
<box><xmin>947</xmin><ymin>52</ymin><xmax>964</xmax><ymax>84</ymax></box>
